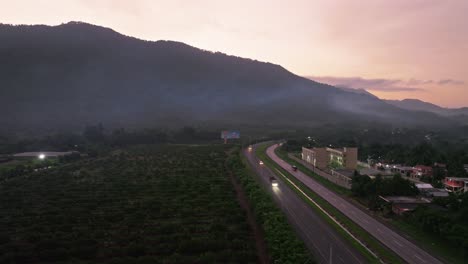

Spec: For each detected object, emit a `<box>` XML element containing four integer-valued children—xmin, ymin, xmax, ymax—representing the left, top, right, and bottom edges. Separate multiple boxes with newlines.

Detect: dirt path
<box><xmin>226</xmin><ymin>153</ymin><xmax>270</xmax><ymax>264</ymax></box>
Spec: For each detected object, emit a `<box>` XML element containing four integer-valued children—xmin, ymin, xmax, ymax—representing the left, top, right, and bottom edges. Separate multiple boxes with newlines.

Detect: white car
<box><xmin>259</xmin><ymin>160</ymin><xmax>264</xmax><ymax>165</ymax></box>
<box><xmin>248</xmin><ymin>146</ymin><xmax>253</xmax><ymax>151</ymax></box>
<box><xmin>270</xmin><ymin>177</ymin><xmax>278</xmax><ymax>187</ymax></box>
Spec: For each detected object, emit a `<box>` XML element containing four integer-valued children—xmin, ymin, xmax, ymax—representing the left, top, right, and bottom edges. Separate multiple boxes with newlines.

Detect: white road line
<box><xmin>393</xmin><ymin>240</ymin><xmax>403</xmax><ymax>247</ymax></box>
<box><xmin>273</xmin><ymin>168</ymin><xmax>378</xmax><ymax>262</ymax></box>
<box><xmin>415</xmin><ymin>254</ymin><xmax>427</xmax><ymax>263</ymax></box>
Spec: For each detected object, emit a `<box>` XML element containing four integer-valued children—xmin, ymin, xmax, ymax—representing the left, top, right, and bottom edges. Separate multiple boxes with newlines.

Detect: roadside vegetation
<box><xmin>227</xmin><ymin>150</ymin><xmax>313</xmax><ymax>264</ymax></box>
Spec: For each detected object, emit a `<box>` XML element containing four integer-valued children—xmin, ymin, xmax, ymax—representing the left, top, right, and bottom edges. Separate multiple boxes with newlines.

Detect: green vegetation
<box><xmin>391</xmin><ymin>217</ymin><xmax>465</xmax><ymax>264</ymax></box>
<box><xmin>227</xmin><ymin>150</ymin><xmax>312</xmax><ymax>263</ymax></box>
<box><xmin>351</xmin><ymin>174</ymin><xmax>419</xmax><ymax>209</ymax></box>
<box><xmin>0</xmin><ymin>158</ymin><xmax>59</xmax><ymax>180</ymax></box>
<box><xmin>256</xmin><ymin>144</ymin><xmax>403</xmax><ymax>263</ymax></box>
<box><xmin>398</xmin><ymin>195</ymin><xmax>468</xmax><ymax>263</ymax></box>
<box><xmin>0</xmin><ymin>144</ymin><xmax>258</xmax><ymax>263</ymax></box>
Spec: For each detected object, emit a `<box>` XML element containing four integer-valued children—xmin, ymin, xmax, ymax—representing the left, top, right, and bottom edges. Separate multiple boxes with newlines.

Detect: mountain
<box><xmin>0</xmin><ymin>22</ymin><xmax>459</xmax><ymax>132</ymax></box>
<box><xmin>334</xmin><ymin>86</ymin><xmax>377</xmax><ymax>98</ymax></box>
<box><xmin>385</xmin><ymin>99</ymin><xmax>468</xmax><ymax>125</ymax></box>
<box><xmin>385</xmin><ymin>99</ymin><xmax>467</xmax><ymax>116</ymax></box>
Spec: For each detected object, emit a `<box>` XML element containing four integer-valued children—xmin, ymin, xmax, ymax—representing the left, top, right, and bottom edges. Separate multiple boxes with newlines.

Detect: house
<box><xmin>302</xmin><ymin>146</ymin><xmax>357</xmax><ymax>170</ymax></box>
<box><xmin>444</xmin><ymin>177</ymin><xmax>468</xmax><ymax>193</ymax></box>
<box><xmin>0</xmin><ymin>156</ymin><xmax>12</xmax><ymax>163</ymax></box>
<box><xmin>434</xmin><ymin>163</ymin><xmax>447</xmax><ymax>168</ymax></box>
<box><xmin>13</xmin><ymin>151</ymin><xmax>78</xmax><ymax>159</ymax></box>
<box><xmin>415</xmin><ymin>183</ymin><xmax>449</xmax><ymax>199</ymax></box>
<box><xmin>330</xmin><ymin>169</ymin><xmax>354</xmax><ymax>186</ymax></box>
<box><xmin>379</xmin><ymin>196</ymin><xmax>429</xmax><ymax>215</ymax></box>
<box><xmin>411</xmin><ymin>165</ymin><xmax>433</xmax><ymax>179</ymax></box>
<box><xmin>394</xmin><ymin>166</ymin><xmax>414</xmax><ymax>176</ymax></box>
<box><xmin>359</xmin><ymin>167</ymin><xmax>393</xmax><ymax>179</ymax></box>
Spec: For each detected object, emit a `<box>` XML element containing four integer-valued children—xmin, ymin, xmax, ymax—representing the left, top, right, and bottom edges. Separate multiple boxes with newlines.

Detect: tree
<box><xmin>83</xmin><ymin>123</ymin><xmax>105</xmax><ymax>142</ymax></box>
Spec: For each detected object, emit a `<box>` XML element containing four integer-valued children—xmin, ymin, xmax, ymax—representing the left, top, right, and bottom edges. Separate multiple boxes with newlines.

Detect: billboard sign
<box><xmin>221</xmin><ymin>130</ymin><xmax>240</xmax><ymax>139</ymax></box>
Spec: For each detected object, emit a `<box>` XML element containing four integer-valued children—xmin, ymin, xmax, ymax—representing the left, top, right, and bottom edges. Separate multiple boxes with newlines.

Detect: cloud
<box><xmin>437</xmin><ymin>79</ymin><xmax>465</xmax><ymax>85</ymax></box>
<box><xmin>307</xmin><ymin>76</ymin><xmax>466</xmax><ymax>93</ymax></box>
<box><xmin>308</xmin><ymin>76</ymin><xmax>426</xmax><ymax>92</ymax></box>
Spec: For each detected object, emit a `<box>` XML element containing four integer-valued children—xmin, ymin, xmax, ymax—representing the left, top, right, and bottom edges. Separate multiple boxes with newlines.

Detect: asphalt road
<box><xmin>244</xmin><ymin>146</ymin><xmax>367</xmax><ymax>264</ymax></box>
<box><xmin>266</xmin><ymin>144</ymin><xmax>444</xmax><ymax>264</ymax></box>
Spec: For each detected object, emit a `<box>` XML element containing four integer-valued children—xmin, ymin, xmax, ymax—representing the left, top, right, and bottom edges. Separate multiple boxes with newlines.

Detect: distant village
<box><xmin>301</xmin><ymin>146</ymin><xmax>468</xmax><ymax>215</ymax></box>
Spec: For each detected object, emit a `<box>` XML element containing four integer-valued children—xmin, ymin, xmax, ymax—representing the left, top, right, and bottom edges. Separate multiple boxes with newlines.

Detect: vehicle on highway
<box><xmin>248</xmin><ymin>145</ymin><xmax>253</xmax><ymax>151</ymax></box>
<box><xmin>292</xmin><ymin>165</ymin><xmax>298</xmax><ymax>171</ymax></box>
<box><xmin>259</xmin><ymin>160</ymin><xmax>264</xmax><ymax>165</ymax></box>
<box><xmin>269</xmin><ymin>176</ymin><xmax>278</xmax><ymax>187</ymax></box>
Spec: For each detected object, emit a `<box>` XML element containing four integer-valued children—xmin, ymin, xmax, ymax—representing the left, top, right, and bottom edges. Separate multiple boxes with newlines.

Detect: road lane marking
<box><xmin>273</xmin><ymin>168</ymin><xmax>379</xmax><ymax>262</ymax></box>
<box><xmin>414</xmin><ymin>254</ymin><xmax>427</xmax><ymax>263</ymax></box>
<box><xmin>393</xmin><ymin>240</ymin><xmax>403</xmax><ymax>247</ymax></box>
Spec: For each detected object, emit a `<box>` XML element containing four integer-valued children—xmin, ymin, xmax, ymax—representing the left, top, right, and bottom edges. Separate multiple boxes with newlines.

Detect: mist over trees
<box><xmin>0</xmin><ymin>22</ymin><xmax>460</xmax><ymax>135</ymax></box>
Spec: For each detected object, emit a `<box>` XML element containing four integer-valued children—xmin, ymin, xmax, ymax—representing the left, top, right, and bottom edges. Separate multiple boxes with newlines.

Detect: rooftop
<box><xmin>13</xmin><ymin>151</ymin><xmax>77</xmax><ymax>157</ymax></box>
<box><xmin>332</xmin><ymin>169</ymin><xmax>355</xmax><ymax>178</ymax></box>
<box><xmin>379</xmin><ymin>196</ymin><xmax>429</xmax><ymax>204</ymax></box>
<box><xmin>415</xmin><ymin>183</ymin><xmax>434</xmax><ymax>189</ymax></box>
<box><xmin>445</xmin><ymin>177</ymin><xmax>468</xmax><ymax>181</ymax></box>
<box><xmin>360</xmin><ymin>167</ymin><xmax>393</xmax><ymax>176</ymax></box>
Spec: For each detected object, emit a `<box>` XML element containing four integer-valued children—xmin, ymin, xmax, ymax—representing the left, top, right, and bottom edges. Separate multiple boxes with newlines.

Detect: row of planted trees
<box><xmin>227</xmin><ymin>152</ymin><xmax>313</xmax><ymax>263</ymax></box>
<box><xmin>0</xmin><ymin>144</ymin><xmax>259</xmax><ymax>263</ymax></box>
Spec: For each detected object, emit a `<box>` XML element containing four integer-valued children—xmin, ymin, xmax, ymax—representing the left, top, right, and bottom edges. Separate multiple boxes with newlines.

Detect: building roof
<box><xmin>332</xmin><ymin>169</ymin><xmax>355</xmax><ymax>178</ymax></box>
<box><xmin>414</xmin><ymin>165</ymin><xmax>432</xmax><ymax>170</ymax></box>
<box><xmin>393</xmin><ymin>203</ymin><xmax>421</xmax><ymax>211</ymax></box>
<box><xmin>415</xmin><ymin>183</ymin><xmax>434</xmax><ymax>189</ymax></box>
<box><xmin>379</xmin><ymin>196</ymin><xmax>429</xmax><ymax>204</ymax></box>
<box><xmin>13</xmin><ymin>151</ymin><xmax>77</xmax><ymax>157</ymax></box>
<box><xmin>395</xmin><ymin>166</ymin><xmax>413</xmax><ymax>170</ymax></box>
<box><xmin>360</xmin><ymin>167</ymin><xmax>393</xmax><ymax>176</ymax></box>
<box><xmin>428</xmin><ymin>190</ymin><xmax>449</xmax><ymax>197</ymax></box>
<box><xmin>445</xmin><ymin>177</ymin><xmax>468</xmax><ymax>181</ymax></box>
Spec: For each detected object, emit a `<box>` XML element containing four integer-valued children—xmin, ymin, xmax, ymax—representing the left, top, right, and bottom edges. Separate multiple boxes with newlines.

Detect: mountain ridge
<box><xmin>385</xmin><ymin>99</ymin><xmax>468</xmax><ymax>116</ymax></box>
<box><xmin>0</xmin><ymin>22</ymin><xmax>459</xmax><ymax>132</ymax></box>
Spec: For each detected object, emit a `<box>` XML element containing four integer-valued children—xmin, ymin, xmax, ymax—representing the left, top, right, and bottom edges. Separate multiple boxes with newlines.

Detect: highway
<box><xmin>244</xmin><ymin>146</ymin><xmax>367</xmax><ymax>264</ymax></box>
<box><xmin>266</xmin><ymin>144</ymin><xmax>444</xmax><ymax>264</ymax></box>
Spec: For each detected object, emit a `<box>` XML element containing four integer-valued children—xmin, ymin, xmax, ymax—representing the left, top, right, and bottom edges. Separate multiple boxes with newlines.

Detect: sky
<box><xmin>1</xmin><ymin>0</ymin><xmax>467</xmax><ymax>107</ymax></box>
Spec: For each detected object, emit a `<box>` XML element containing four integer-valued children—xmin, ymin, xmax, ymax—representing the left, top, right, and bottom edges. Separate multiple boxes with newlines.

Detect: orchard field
<box><xmin>0</xmin><ymin>145</ymin><xmax>258</xmax><ymax>263</ymax></box>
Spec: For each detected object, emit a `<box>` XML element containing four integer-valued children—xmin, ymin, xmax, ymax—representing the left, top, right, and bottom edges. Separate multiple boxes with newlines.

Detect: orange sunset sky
<box><xmin>1</xmin><ymin>0</ymin><xmax>467</xmax><ymax>107</ymax></box>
